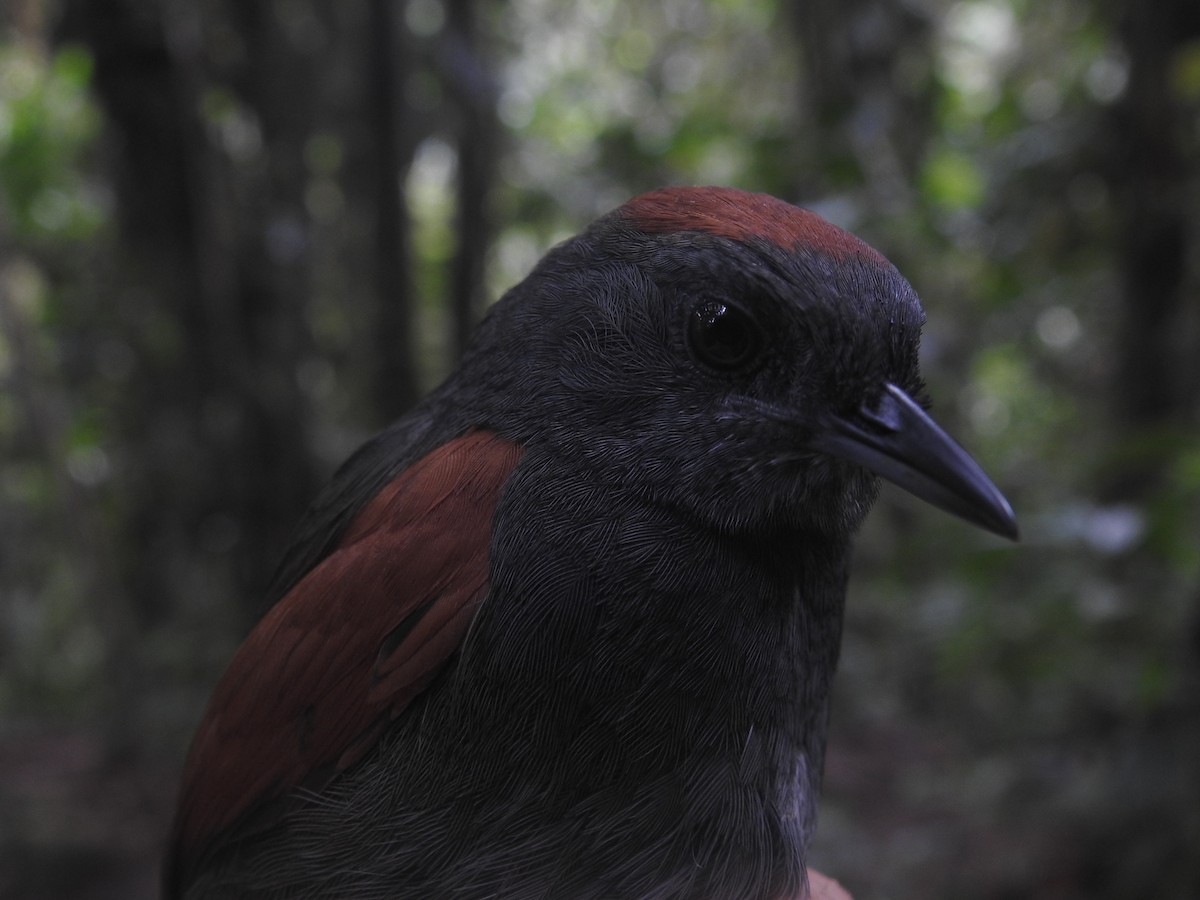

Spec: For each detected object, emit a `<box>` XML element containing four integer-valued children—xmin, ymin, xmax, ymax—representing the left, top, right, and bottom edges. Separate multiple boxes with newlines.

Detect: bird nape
<box><xmin>165</xmin><ymin>186</ymin><xmax>1017</xmax><ymax>900</ymax></box>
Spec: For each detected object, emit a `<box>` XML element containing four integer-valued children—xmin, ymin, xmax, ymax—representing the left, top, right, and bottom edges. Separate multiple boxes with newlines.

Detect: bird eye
<box><xmin>688</xmin><ymin>300</ymin><xmax>764</xmax><ymax>372</ymax></box>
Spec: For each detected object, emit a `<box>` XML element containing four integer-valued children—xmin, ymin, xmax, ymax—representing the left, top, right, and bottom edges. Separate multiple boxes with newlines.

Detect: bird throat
<box><xmin>411</xmin><ymin>467</ymin><xmax>853</xmax><ymax>898</ymax></box>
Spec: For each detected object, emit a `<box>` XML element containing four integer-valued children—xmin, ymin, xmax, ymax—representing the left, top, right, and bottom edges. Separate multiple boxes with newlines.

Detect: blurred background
<box><xmin>2</xmin><ymin>0</ymin><xmax>1199</xmax><ymax>897</ymax></box>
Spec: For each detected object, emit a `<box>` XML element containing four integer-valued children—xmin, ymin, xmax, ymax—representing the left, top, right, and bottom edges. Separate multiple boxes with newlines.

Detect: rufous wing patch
<box><xmin>168</xmin><ymin>430</ymin><xmax>524</xmax><ymax>887</ymax></box>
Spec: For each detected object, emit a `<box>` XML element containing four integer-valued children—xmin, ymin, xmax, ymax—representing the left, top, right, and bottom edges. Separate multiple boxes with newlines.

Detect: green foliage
<box><xmin>921</xmin><ymin>147</ymin><xmax>986</xmax><ymax>209</ymax></box>
<box><xmin>0</xmin><ymin>43</ymin><xmax>105</xmax><ymax>240</ymax></box>
<box><xmin>0</xmin><ymin>39</ymin><xmax>116</xmax><ymax>719</ymax></box>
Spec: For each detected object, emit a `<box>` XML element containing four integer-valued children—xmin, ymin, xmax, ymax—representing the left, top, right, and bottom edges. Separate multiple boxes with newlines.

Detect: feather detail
<box><xmin>167</xmin><ymin>430</ymin><xmax>524</xmax><ymax>888</ymax></box>
<box><xmin>621</xmin><ymin>186</ymin><xmax>887</xmax><ymax>264</ymax></box>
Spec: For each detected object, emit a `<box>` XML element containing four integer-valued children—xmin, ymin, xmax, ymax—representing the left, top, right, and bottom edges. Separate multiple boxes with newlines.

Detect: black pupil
<box><xmin>691</xmin><ymin>302</ymin><xmax>758</xmax><ymax>370</ymax></box>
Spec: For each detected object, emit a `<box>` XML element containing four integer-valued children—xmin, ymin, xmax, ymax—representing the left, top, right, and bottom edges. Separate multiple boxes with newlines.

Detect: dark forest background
<box><xmin>2</xmin><ymin>0</ymin><xmax>1200</xmax><ymax>897</ymax></box>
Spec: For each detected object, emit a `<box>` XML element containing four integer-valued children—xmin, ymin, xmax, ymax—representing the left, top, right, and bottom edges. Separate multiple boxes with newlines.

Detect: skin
<box><xmin>168</xmin><ymin>188</ymin><xmax>1008</xmax><ymax>900</ymax></box>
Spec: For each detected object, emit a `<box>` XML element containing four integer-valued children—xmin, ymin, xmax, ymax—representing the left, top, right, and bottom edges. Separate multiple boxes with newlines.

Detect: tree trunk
<box><xmin>367</xmin><ymin>0</ymin><xmax>420</xmax><ymax>422</ymax></box>
<box><xmin>444</xmin><ymin>0</ymin><xmax>500</xmax><ymax>360</ymax></box>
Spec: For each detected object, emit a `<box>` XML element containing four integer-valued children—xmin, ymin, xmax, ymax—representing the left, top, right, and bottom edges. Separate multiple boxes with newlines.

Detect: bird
<box><xmin>165</xmin><ymin>186</ymin><xmax>1017</xmax><ymax>900</ymax></box>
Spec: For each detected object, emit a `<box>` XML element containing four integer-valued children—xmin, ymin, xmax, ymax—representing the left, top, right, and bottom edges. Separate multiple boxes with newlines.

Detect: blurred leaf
<box><xmin>1171</xmin><ymin>39</ymin><xmax>1200</xmax><ymax>101</ymax></box>
<box><xmin>0</xmin><ymin>43</ymin><xmax>106</xmax><ymax>239</ymax></box>
<box><xmin>921</xmin><ymin>147</ymin><xmax>986</xmax><ymax>209</ymax></box>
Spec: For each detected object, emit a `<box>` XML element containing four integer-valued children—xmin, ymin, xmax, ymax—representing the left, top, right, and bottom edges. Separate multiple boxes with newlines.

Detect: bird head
<box><xmin>452</xmin><ymin>185</ymin><xmax>1016</xmax><ymax>542</ymax></box>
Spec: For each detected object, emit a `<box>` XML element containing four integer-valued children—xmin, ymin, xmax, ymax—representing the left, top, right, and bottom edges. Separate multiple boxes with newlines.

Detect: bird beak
<box><xmin>813</xmin><ymin>383</ymin><xmax>1019</xmax><ymax>540</ymax></box>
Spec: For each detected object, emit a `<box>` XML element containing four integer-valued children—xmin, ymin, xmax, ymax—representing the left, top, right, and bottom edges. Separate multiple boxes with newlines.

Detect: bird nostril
<box><xmin>856</xmin><ymin>386</ymin><xmax>906</xmax><ymax>434</ymax></box>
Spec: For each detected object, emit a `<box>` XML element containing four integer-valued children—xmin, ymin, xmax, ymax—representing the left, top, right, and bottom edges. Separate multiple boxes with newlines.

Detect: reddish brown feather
<box><xmin>622</xmin><ymin>186</ymin><xmax>887</xmax><ymax>264</ymax></box>
<box><xmin>170</xmin><ymin>430</ymin><xmax>524</xmax><ymax>875</ymax></box>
